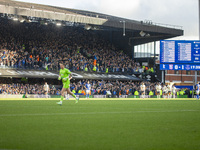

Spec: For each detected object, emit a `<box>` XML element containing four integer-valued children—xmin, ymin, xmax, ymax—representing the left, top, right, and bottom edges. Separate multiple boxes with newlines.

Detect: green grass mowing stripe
<box><xmin>0</xmin><ymin>110</ymin><xmax>199</xmax><ymax>117</ymax></box>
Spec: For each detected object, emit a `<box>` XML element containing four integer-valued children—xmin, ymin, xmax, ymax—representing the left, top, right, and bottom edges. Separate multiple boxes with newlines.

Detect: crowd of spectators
<box><xmin>0</xmin><ymin>80</ymin><xmax>155</xmax><ymax>95</ymax></box>
<box><xmin>0</xmin><ymin>80</ymin><xmax>154</xmax><ymax>97</ymax></box>
<box><xmin>0</xmin><ymin>83</ymin><xmax>59</xmax><ymax>95</ymax></box>
<box><xmin>70</xmin><ymin>80</ymin><xmax>150</xmax><ymax>96</ymax></box>
<box><xmin>0</xmin><ymin>80</ymin><xmax>148</xmax><ymax>95</ymax></box>
<box><xmin>0</xmin><ymin>80</ymin><xmax>191</xmax><ymax>97</ymax></box>
<box><xmin>0</xmin><ymin>17</ymin><xmax>142</xmax><ymax>73</ymax></box>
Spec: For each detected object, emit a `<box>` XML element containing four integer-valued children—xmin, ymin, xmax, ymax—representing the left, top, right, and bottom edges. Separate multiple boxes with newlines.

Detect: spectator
<box><xmin>0</xmin><ymin>18</ymin><xmax>142</xmax><ymax>73</ymax></box>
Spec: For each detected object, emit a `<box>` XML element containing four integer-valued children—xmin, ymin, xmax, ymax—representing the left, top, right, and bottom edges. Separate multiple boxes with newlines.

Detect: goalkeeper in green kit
<box><xmin>56</xmin><ymin>63</ymin><xmax>79</xmax><ymax>105</ymax></box>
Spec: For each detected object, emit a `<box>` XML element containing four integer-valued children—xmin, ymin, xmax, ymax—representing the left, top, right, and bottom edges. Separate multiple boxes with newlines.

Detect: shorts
<box><xmin>86</xmin><ymin>90</ymin><xmax>90</xmax><ymax>94</ymax></box>
<box><xmin>168</xmin><ymin>91</ymin><xmax>171</xmax><ymax>93</ymax></box>
<box><xmin>196</xmin><ymin>90</ymin><xmax>199</xmax><ymax>94</ymax></box>
<box><xmin>164</xmin><ymin>91</ymin><xmax>168</xmax><ymax>94</ymax></box>
<box><xmin>63</xmin><ymin>80</ymin><xmax>70</xmax><ymax>89</ymax></box>
<box><xmin>141</xmin><ymin>90</ymin><xmax>145</xmax><ymax>94</ymax></box>
<box><xmin>156</xmin><ymin>90</ymin><xmax>160</xmax><ymax>95</ymax></box>
<box><xmin>44</xmin><ymin>90</ymin><xmax>48</xmax><ymax>93</ymax></box>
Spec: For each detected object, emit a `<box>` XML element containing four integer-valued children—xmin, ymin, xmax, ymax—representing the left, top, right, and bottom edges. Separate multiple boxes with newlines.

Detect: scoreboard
<box><xmin>160</xmin><ymin>40</ymin><xmax>200</xmax><ymax>70</ymax></box>
<box><xmin>160</xmin><ymin>64</ymin><xmax>200</xmax><ymax>70</ymax></box>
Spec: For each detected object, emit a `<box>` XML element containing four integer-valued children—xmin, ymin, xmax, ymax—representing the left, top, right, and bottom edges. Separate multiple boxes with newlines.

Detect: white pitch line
<box><xmin>0</xmin><ymin>110</ymin><xmax>199</xmax><ymax>117</ymax></box>
<box><xmin>0</xmin><ymin>149</ymin><xmax>18</xmax><ymax>150</ymax></box>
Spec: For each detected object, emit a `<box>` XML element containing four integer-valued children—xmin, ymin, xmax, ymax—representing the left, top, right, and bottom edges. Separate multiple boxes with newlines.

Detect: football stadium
<box><xmin>0</xmin><ymin>0</ymin><xmax>200</xmax><ymax>150</ymax></box>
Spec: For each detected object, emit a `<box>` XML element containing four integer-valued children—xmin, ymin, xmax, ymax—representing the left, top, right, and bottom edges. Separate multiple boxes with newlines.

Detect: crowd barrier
<box><xmin>0</xmin><ymin>94</ymin><xmax>23</xmax><ymax>98</ymax></box>
<box><xmin>0</xmin><ymin>94</ymin><xmax>190</xmax><ymax>99</ymax></box>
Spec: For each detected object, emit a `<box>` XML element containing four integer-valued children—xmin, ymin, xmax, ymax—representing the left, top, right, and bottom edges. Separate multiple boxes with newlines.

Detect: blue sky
<box><xmin>14</xmin><ymin>0</ymin><xmax>199</xmax><ymax>40</ymax></box>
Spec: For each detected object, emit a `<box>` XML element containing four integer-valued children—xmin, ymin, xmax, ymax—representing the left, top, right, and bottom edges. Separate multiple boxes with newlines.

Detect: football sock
<box><xmin>72</xmin><ymin>94</ymin><xmax>76</xmax><ymax>98</ymax></box>
<box><xmin>60</xmin><ymin>96</ymin><xmax>64</xmax><ymax>103</ymax></box>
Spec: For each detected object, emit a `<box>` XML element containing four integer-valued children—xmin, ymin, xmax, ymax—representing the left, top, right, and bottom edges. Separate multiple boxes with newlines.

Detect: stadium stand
<box><xmin>0</xmin><ymin>0</ymin><xmax>185</xmax><ymax>98</ymax></box>
<box><xmin>0</xmin><ymin>17</ymin><xmax>189</xmax><ymax>98</ymax></box>
<box><xmin>0</xmin><ymin>18</ymin><xmax>141</xmax><ymax>73</ymax></box>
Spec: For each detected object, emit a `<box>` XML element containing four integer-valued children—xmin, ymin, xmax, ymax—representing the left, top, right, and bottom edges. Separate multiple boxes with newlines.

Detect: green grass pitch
<box><xmin>0</xmin><ymin>99</ymin><xmax>200</xmax><ymax>150</ymax></box>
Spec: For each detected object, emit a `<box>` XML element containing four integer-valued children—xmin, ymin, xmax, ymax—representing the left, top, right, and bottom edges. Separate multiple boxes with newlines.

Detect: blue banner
<box><xmin>160</xmin><ymin>64</ymin><xmax>200</xmax><ymax>70</ymax></box>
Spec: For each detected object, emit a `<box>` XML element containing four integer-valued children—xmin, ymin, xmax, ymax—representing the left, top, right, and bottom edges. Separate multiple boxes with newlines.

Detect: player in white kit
<box><xmin>167</xmin><ymin>84</ymin><xmax>172</xmax><ymax>98</ymax></box>
<box><xmin>172</xmin><ymin>85</ymin><xmax>176</xmax><ymax>99</ymax></box>
<box><xmin>140</xmin><ymin>82</ymin><xmax>146</xmax><ymax>99</ymax></box>
<box><xmin>156</xmin><ymin>83</ymin><xmax>162</xmax><ymax>99</ymax></box>
<box><xmin>43</xmin><ymin>82</ymin><xmax>49</xmax><ymax>98</ymax></box>
<box><xmin>162</xmin><ymin>84</ymin><xmax>168</xmax><ymax>98</ymax></box>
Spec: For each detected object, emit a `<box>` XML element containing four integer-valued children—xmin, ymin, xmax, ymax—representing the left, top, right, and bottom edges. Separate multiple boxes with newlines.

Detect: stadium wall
<box><xmin>165</xmin><ymin>70</ymin><xmax>200</xmax><ymax>84</ymax></box>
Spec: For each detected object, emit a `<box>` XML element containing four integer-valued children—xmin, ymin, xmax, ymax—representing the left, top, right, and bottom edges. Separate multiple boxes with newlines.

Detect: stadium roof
<box><xmin>0</xmin><ymin>0</ymin><xmax>183</xmax><ymax>45</ymax></box>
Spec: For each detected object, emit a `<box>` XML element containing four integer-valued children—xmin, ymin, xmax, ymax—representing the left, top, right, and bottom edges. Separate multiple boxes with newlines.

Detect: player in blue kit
<box><xmin>196</xmin><ymin>82</ymin><xmax>199</xmax><ymax>100</ymax></box>
<box><xmin>84</xmin><ymin>81</ymin><xmax>91</xmax><ymax>99</ymax></box>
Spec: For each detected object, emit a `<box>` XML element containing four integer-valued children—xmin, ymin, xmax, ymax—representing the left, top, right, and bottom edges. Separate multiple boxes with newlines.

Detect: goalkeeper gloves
<box><xmin>63</xmin><ymin>77</ymin><xmax>68</xmax><ymax>82</ymax></box>
<box><xmin>58</xmin><ymin>76</ymin><xmax>68</xmax><ymax>81</ymax></box>
<box><xmin>58</xmin><ymin>76</ymin><xmax>62</xmax><ymax>80</ymax></box>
